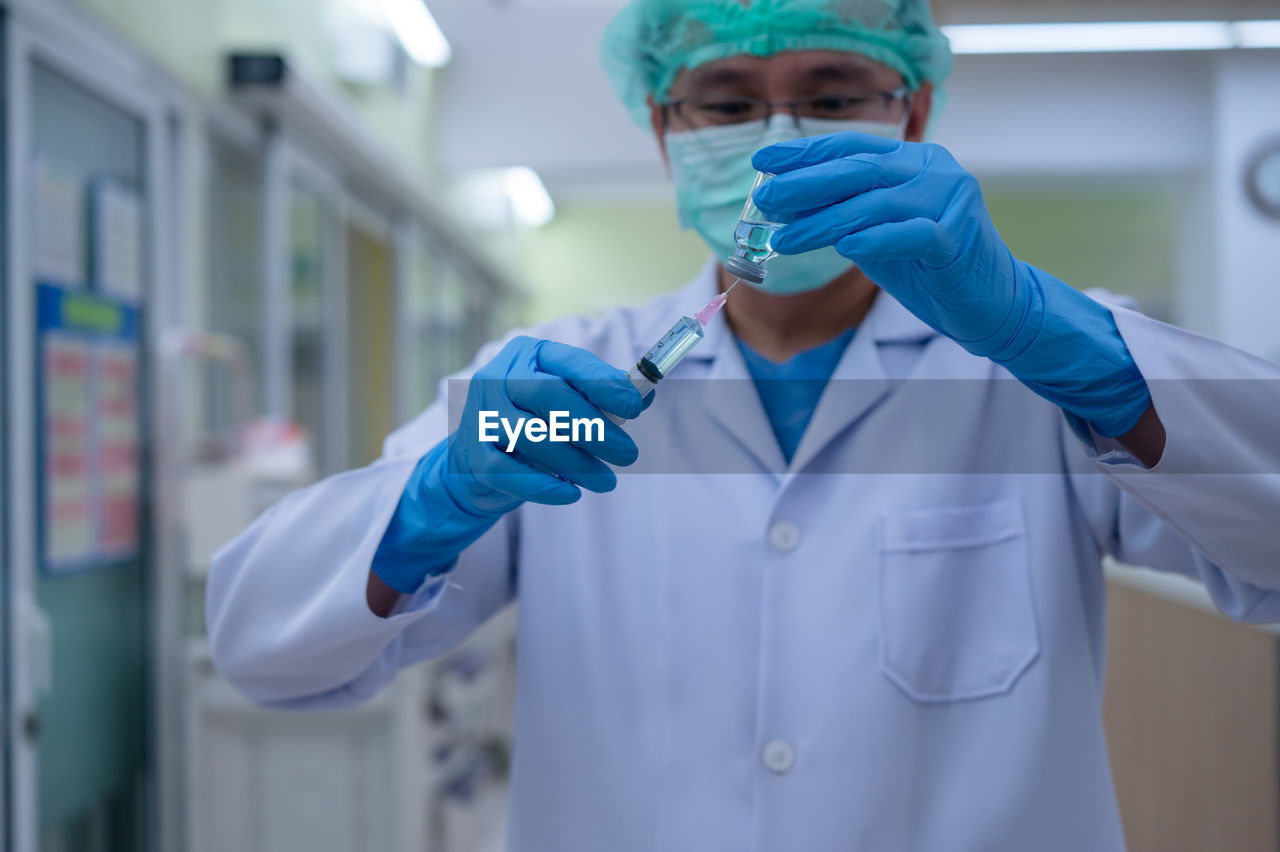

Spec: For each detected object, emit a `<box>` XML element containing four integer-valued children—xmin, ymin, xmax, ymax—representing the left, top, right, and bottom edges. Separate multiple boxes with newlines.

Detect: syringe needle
<box><xmin>693</xmin><ymin>279</ymin><xmax>741</xmax><ymax>327</ymax></box>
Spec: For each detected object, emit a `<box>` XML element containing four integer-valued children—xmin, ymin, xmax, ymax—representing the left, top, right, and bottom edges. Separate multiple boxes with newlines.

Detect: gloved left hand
<box><xmin>750</xmin><ymin>132</ymin><xmax>1151</xmax><ymax>438</ymax></box>
<box><xmin>372</xmin><ymin>337</ymin><xmax>648</xmax><ymax>594</ymax></box>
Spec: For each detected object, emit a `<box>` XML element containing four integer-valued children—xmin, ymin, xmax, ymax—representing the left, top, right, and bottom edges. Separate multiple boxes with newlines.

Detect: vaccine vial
<box><xmin>724</xmin><ymin>171</ymin><xmax>790</xmax><ymax>285</ymax></box>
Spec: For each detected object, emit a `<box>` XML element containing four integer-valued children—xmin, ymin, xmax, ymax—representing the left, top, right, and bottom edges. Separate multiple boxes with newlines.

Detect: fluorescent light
<box><xmin>944</xmin><ymin>21</ymin><xmax>1236</xmax><ymax>54</ymax></box>
<box><xmin>504</xmin><ymin>167</ymin><xmax>555</xmax><ymax>227</ymax></box>
<box><xmin>1236</xmin><ymin>20</ymin><xmax>1280</xmax><ymax>48</ymax></box>
<box><xmin>379</xmin><ymin>0</ymin><xmax>451</xmax><ymax>67</ymax></box>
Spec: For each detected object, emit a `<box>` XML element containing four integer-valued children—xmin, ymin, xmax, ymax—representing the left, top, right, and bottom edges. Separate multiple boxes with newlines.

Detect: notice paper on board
<box><xmin>37</xmin><ymin>282</ymin><xmax>143</xmax><ymax>574</ymax></box>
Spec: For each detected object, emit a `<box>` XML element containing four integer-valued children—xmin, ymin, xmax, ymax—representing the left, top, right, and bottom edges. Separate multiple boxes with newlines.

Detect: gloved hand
<box><xmin>372</xmin><ymin>336</ymin><xmax>647</xmax><ymax>593</ymax></box>
<box><xmin>750</xmin><ymin>132</ymin><xmax>1151</xmax><ymax>438</ymax></box>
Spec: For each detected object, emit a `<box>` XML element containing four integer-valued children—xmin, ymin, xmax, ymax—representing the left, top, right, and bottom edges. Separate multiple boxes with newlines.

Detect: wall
<box><xmin>1210</xmin><ymin>52</ymin><xmax>1280</xmax><ymax>362</ymax></box>
<box><xmin>426</xmin><ymin>1</ymin><xmax>1278</xmax><ymax>357</ymax></box>
<box><xmin>506</xmin><ymin>183</ymin><xmax>1181</xmax><ymax>330</ymax></box>
<box><xmin>985</xmin><ymin>182</ymin><xmax>1182</xmax><ymax>319</ymax></box>
<box><xmin>510</xmin><ymin>198</ymin><xmax>707</xmax><ymax>325</ymax></box>
<box><xmin>64</xmin><ymin>0</ymin><xmax>439</xmax><ymax>191</ymax></box>
<box><xmin>59</xmin><ymin>0</ymin><xmax>1280</xmax><ymax>359</ymax></box>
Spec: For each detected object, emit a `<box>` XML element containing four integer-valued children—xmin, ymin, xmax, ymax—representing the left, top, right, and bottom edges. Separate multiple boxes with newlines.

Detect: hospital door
<box><xmin>4</xmin><ymin>32</ymin><xmax>169</xmax><ymax>852</ymax></box>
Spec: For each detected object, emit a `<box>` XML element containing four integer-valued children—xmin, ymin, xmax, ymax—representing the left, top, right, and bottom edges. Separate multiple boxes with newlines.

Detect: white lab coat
<box><xmin>208</xmin><ymin>260</ymin><xmax>1280</xmax><ymax>852</ymax></box>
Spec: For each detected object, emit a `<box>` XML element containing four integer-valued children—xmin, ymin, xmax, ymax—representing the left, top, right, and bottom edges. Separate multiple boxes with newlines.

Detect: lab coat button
<box><xmin>768</xmin><ymin>521</ymin><xmax>799</xmax><ymax>552</ymax></box>
<box><xmin>762</xmin><ymin>740</ymin><xmax>795</xmax><ymax>774</ymax></box>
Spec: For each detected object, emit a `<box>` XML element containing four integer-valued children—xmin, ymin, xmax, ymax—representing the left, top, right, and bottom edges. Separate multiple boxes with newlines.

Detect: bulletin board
<box><xmin>37</xmin><ymin>282</ymin><xmax>143</xmax><ymax>574</ymax></box>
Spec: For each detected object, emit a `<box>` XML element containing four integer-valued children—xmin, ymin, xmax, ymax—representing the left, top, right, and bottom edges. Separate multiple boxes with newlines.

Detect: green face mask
<box><xmin>666</xmin><ymin>117</ymin><xmax>904</xmax><ymax>295</ymax></box>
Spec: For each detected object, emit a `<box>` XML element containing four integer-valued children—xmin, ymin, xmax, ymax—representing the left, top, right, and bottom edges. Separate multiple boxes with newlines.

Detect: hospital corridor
<box><xmin>1</xmin><ymin>0</ymin><xmax>1279</xmax><ymax>850</ymax></box>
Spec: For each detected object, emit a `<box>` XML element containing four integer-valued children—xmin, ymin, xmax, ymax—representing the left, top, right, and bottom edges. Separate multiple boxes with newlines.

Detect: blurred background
<box><xmin>1</xmin><ymin>0</ymin><xmax>1278</xmax><ymax>850</ymax></box>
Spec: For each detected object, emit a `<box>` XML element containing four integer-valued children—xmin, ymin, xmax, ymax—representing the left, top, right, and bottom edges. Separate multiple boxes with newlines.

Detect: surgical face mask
<box><xmin>666</xmin><ymin>116</ymin><xmax>906</xmax><ymax>295</ymax></box>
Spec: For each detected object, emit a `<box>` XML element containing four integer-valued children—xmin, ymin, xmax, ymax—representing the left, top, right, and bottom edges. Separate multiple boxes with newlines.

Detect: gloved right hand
<box><xmin>372</xmin><ymin>336</ymin><xmax>646</xmax><ymax>593</ymax></box>
<box><xmin>751</xmin><ymin>132</ymin><xmax>1151</xmax><ymax>438</ymax></box>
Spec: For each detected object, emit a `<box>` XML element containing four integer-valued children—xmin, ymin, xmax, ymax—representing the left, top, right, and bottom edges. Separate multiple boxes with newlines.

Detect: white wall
<box><xmin>432</xmin><ymin>28</ymin><xmax>1232</xmax><ymax>188</ymax></box>
<box><xmin>932</xmin><ymin>53</ymin><xmax>1213</xmax><ymax>176</ymax></box>
<box><xmin>1210</xmin><ymin>51</ymin><xmax>1280</xmax><ymax>361</ymax></box>
<box><xmin>432</xmin><ymin>1</ymin><xmax>665</xmax><ymax>200</ymax></box>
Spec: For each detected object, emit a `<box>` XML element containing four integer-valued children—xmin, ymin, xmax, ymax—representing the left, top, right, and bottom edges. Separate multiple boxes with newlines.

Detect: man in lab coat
<box><xmin>208</xmin><ymin>1</ymin><xmax>1280</xmax><ymax>850</ymax></box>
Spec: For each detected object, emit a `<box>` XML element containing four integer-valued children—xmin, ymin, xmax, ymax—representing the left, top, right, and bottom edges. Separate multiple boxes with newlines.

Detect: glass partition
<box><xmin>288</xmin><ymin>185</ymin><xmax>329</xmax><ymax>472</ymax></box>
<box><xmin>204</xmin><ymin>140</ymin><xmax>263</xmax><ymax>443</ymax></box>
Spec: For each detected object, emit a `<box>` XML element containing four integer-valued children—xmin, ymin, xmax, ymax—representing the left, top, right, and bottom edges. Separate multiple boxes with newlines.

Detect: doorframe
<box><xmin>3</xmin><ymin>2</ymin><xmax>180</xmax><ymax>850</ymax></box>
<box><xmin>391</xmin><ymin>219</ymin><xmax>419</xmax><ymax>427</ymax></box>
<box><xmin>1</xmin><ymin>9</ymin><xmax>10</xmax><ymax>852</ymax></box>
<box><xmin>262</xmin><ymin>133</ymin><xmax>351</xmax><ymax>475</ymax></box>
<box><xmin>265</xmin><ymin>136</ymin><xmax>411</xmax><ymax>476</ymax></box>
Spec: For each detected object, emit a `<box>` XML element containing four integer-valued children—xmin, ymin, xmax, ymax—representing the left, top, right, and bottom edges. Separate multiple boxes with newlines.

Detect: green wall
<box><xmin>513</xmin><ymin>198</ymin><xmax>709</xmax><ymax>324</ymax></box>
<box><xmin>986</xmin><ymin>186</ymin><xmax>1179</xmax><ymax>318</ymax></box>
<box><xmin>513</xmin><ymin>185</ymin><xmax>1181</xmax><ymax>327</ymax></box>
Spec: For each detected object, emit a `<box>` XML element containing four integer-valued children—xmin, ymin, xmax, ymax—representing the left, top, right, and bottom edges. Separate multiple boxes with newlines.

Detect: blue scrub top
<box><xmin>736</xmin><ymin>327</ymin><xmax>856</xmax><ymax>464</ymax></box>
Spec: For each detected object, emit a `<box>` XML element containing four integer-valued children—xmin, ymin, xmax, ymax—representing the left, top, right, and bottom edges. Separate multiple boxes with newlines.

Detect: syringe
<box><xmin>616</xmin><ymin>176</ymin><xmax>776</xmax><ymax>407</ymax></box>
<box><xmin>623</xmin><ymin>280</ymin><xmax>740</xmax><ymax>396</ymax></box>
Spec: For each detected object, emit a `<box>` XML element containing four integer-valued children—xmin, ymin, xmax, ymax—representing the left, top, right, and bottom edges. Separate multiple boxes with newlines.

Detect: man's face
<box><xmin>649</xmin><ymin>49</ymin><xmax>934</xmax><ymax>160</ymax></box>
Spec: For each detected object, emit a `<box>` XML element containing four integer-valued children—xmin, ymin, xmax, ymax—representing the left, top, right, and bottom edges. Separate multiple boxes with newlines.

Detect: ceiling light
<box><xmin>1236</xmin><ymin>20</ymin><xmax>1280</xmax><ymax>48</ymax></box>
<box><xmin>943</xmin><ymin>21</ymin><xmax>1237</xmax><ymax>54</ymax></box>
<box><xmin>379</xmin><ymin>0</ymin><xmax>451</xmax><ymax>67</ymax></box>
<box><xmin>504</xmin><ymin>167</ymin><xmax>555</xmax><ymax>227</ymax></box>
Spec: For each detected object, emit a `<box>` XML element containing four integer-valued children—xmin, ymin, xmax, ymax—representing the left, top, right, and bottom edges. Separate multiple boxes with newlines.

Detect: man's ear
<box><xmin>905</xmin><ymin>82</ymin><xmax>934</xmax><ymax>143</ymax></box>
<box><xmin>648</xmin><ymin>96</ymin><xmax>671</xmax><ymax>176</ymax></box>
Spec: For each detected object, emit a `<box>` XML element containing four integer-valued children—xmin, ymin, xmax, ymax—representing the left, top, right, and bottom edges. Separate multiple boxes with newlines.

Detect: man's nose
<box><xmin>765</xmin><ymin>105</ymin><xmax>800</xmax><ymax>126</ymax></box>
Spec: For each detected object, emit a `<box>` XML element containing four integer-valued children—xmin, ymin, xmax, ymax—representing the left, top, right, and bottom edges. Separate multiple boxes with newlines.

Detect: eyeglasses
<box><xmin>661</xmin><ymin>87</ymin><xmax>911</xmax><ymax>132</ymax></box>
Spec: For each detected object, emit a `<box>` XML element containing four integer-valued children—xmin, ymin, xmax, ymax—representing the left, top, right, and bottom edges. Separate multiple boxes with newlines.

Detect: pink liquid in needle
<box><xmin>693</xmin><ymin>279</ymin><xmax>741</xmax><ymax>327</ymax></box>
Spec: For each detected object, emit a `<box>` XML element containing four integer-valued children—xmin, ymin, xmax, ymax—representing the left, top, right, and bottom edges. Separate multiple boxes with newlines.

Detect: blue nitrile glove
<box><xmin>751</xmin><ymin>133</ymin><xmax>1151</xmax><ymax>438</ymax></box>
<box><xmin>372</xmin><ymin>336</ymin><xmax>646</xmax><ymax>593</ymax></box>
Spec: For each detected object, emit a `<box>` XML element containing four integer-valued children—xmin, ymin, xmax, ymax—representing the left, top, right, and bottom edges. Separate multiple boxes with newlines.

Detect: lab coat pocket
<box><xmin>877</xmin><ymin>499</ymin><xmax>1039</xmax><ymax>702</ymax></box>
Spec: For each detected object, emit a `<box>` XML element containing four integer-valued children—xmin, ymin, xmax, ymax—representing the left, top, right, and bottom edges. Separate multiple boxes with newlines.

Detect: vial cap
<box><xmin>724</xmin><ymin>254</ymin><xmax>766</xmax><ymax>284</ymax></box>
